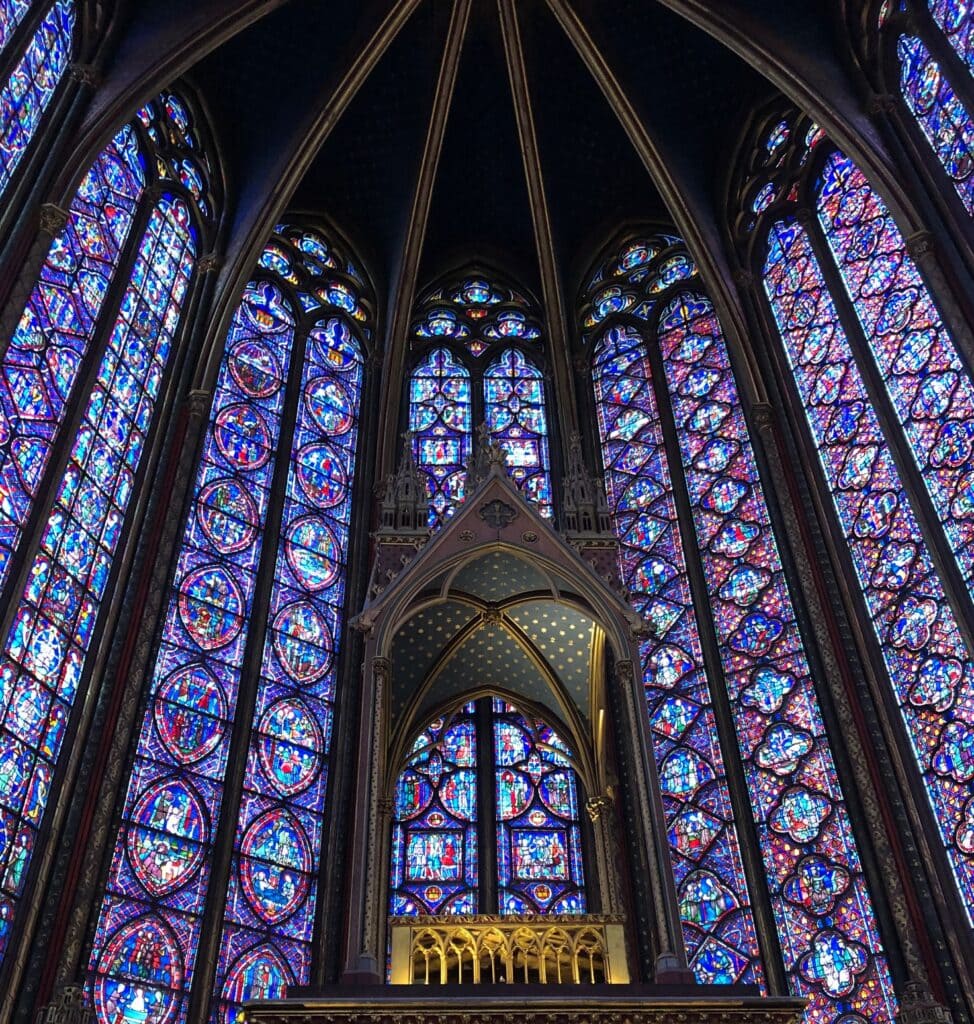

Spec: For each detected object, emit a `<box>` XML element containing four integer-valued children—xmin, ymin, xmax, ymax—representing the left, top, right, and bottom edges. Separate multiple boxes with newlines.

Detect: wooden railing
<box><xmin>388</xmin><ymin>915</ymin><xmax>629</xmax><ymax>985</ymax></box>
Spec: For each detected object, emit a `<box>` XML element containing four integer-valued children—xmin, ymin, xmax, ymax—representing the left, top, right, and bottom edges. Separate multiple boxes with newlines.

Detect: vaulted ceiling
<box><xmin>83</xmin><ymin>1</ymin><xmax>877</xmax><ymax>306</ymax></box>
<box><xmin>71</xmin><ymin>0</ymin><xmax>886</xmax><ymax>475</ymax></box>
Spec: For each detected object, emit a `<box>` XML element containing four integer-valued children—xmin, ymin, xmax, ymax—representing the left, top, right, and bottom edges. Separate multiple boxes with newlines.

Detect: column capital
<box><xmin>906</xmin><ymin>230</ymin><xmax>936</xmax><ymax>261</ymax></box>
<box><xmin>68</xmin><ymin>62</ymin><xmax>101</xmax><ymax>87</ymax></box>
<box><xmin>197</xmin><ymin>252</ymin><xmax>222</xmax><ymax>275</ymax></box>
<box><xmin>867</xmin><ymin>91</ymin><xmax>897</xmax><ymax>116</ymax></box>
<box><xmin>38</xmin><ymin>203</ymin><xmax>70</xmax><ymax>237</ymax></box>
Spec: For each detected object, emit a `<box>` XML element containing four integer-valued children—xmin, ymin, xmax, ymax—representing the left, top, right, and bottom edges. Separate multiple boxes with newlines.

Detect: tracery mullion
<box><xmin>0</xmin><ymin>186</ymin><xmax>200</xmax><ymax>970</ymax></box>
<box><xmin>0</xmin><ymin>177</ymin><xmax>156</xmax><ymax>630</ymax></box>
<box><xmin>0</xmin><ymin>125</ymin><xmax>147</xmax><ymax>591</ymax></box>
<box><xmin>761</xmin><ymin>217</ymin><xmax>974</xmax><ymax>922</ymax></box>
<box><xmin>87</xmin><ymin>281</ymin><xmax>299</xmax><ymax>1024</ymax></box>
<box><xmin>474</xmin><ymin>698</ymin><xmax>498</xmax><ymax>914</ymax></box>
<box><xmin>655</xmin><ymin>292</ymin><xmax>897</xmax><ymax>1024</ymax></box>
<box><xmin>185</xmin><ymin>306</ymin><xmax>313</xmax><ymax>1022</ymax></box>
<box><xmin>0</xmin><ymin>0</ymin><xmax>75</xmax><ymax>202</ymax></box>
<box><xmin>798</xmin><ymin>202</ymin><xmax>974</xmax><ymax>661</ymax></box>
<box><xmin>633</xmin><ymin>309</ymin><xmax>786</xmax><ymax>992</ymax></box>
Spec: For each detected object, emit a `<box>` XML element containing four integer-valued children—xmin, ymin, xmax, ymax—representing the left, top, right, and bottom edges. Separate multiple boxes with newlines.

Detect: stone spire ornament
<box><xmin>465</xmin><ymin>422</ymin><xmax>508</xmax><ymax>493</ymax></box>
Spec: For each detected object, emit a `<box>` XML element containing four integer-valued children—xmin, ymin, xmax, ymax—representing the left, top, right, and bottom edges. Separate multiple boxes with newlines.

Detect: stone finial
<box><xmin>36</xmin><ymin>986</ymin><xmax>95</xmax><ymax>1024</ymax></box>
<box><xmin>377</xmin><ymin>432</ymin><xmax>429</xmax><ymax>535</ymax></box>
<box><xmin>562</xmin><ymin>431</ymin><xmax>613</xmax><ymax>537</ymax></box>
<box><xmin>897</xmin><ymin>980</ymin><xmax>954</xmax><ymax>1024</ymax></box>
<box><xmin>466</xmin><ymin>422</ymin><xmax>507</xmax><ymax>492</ymax></box>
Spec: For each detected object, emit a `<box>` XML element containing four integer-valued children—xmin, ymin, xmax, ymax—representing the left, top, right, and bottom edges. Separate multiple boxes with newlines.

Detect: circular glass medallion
<box><xmin>197</xmin><ymin>477</ymin><xmax>258</xmax><ymax>553</ymax></box>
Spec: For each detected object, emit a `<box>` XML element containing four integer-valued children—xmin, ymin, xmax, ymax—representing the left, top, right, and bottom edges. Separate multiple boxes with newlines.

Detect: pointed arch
<box><xmin>87</xmin><ymin>222</ymin><xmax>373</xmax><ymax>1023</ymax></box>
<box><xmin>583</xmin><ymin>232</ymin><xmax>897</xmax><ymax>1021</ymax></box>
<box><xmin>0</xmin><ymin>0</ymin><xmax>75</xmax><ymax>200</ymax></box>
<box><xmin>406</xmin><ymin>270</ymin><xmax>552</xmax><ymax>524</ymax></box>
<box><xmin>389</xmin><ymin>697</ymin><xmax>587</xmax><ymax>919</ymax></box>
<box><xmin>735</xmin><ymin>105</ymin><xmax>974</xmax><ymax>923</ymax></box>
<box><xmin>0</xmin><ymin>89</ymin><xmax>217</xmax><ymax>973</ymax></box>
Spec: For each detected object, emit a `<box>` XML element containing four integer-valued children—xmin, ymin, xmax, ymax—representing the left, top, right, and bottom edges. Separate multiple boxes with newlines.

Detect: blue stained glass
<box><xmin>817</xmin><ymin>150</ymin><xmax>974</xmax><ymax>605</ymax></box>
<box><xmin>212</xmin><ymin>313</ymin><xmax>363</xmax><ymax>1023</ymax></box>
<box><xmin>929</xmin><ymin>0</ymin><xmax>974</xmax><ymax>72</ymax></box>
<box><xmin>897</xmin><ymin>35</ymin><xmax>974</xmax><ymax>216</ymax></box>
<box><xmin>87</xmin><ymin>283</ymin><xmax>297</xmax><ymax>1024</ymax></box>
<box><xmin>591</xmin><ymin>323</ymin><xmax>763</xmax><ymax>985</ymax></box>
<box><xmin>0</xmin><ymin>0</ymin><xmax>73</xmax><ymax>197</ymax></box>
<box><xmin>658</xmin><ymin>293</ymin><xmax>895</xmax><ymax>1024</ymax></box>
<box><xmin>764</xmin><ymin>216</ymin><xmax>974</xmax><ymax>920</ymax></box>
<box><xmin>0</xmin><ymin>125</ymin><xmax>144</xmax><ymax>590</ymax></box>
<box><xmin>409</xmin><ymin>348</ymin><xmax>472</xmax><ymax>527</ymax></box>
<box><xmin>0</xmin><ymin>194</ymin><xmax>196</xmax><ymax>965</ymax></box>
<box><xmin>493</xmin><ymin>702</ymin><xmax>585</xmax><ymax>914</ymax></box>
<box><xmin>390</xmin><ymin>706</ymin><xmax>479</xmax><ymax>915</ymax></box>
<box><xmin>484</xmin><ymin>349</ymin><xmax>553</xmax><ymax>518</ymax></box>
<box><xmin>0</xmin><ymin>0</ymin><xmax>33</xmax><ymax>52</ymax></box>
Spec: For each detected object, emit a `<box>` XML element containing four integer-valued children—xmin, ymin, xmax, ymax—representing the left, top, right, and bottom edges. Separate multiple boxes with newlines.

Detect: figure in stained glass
<box><xmin>407</xmin><ymin>274</ymin><xmax>552</xmax><ymax>524</ymax></box>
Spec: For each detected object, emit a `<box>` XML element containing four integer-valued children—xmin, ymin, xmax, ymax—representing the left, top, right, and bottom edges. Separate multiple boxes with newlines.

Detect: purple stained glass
<box><xmin>897</xmin><ymin>34</ymin><xmax>974</xmax><ymax>214</ymax></box>
<box><xmin>0</xmin><ymin>124</ymin><xmax>144</xmax><ymax>589</ymax></box>
<box><xmin>929</xmin><ymin>0</ymin><xmax>974</xmax><ymax>71</ymax></box>
<box><xmin>0</xmin><ymin>193</ymin><xmax>196</xmax><ymax>967</ymax></box>
<box><xmin>658</xmin><ymin>294</ymin><xmax>896</xmax><ymax>1024</ymax></box>
<box><xmin>764</xmin><ymin>216</ymin><xmax>974</xmax><ymax>920</ymax></box>
<box><xmin>484</xmin><ymin>349</ymin><xmax>553</xmax><ymax>518</ymax></box>
<box><xmin>87</xmin><ymin>282</ymin><xmax>296</xmax><ymax>1024</ymax></box>
<box><xmin>390</xmin><ymin>706</ymin><xmax>479</xmax><ymax>915</ymax></box>
<box><xmin>212</xmin><ymin>314</ymin><xmax>363</xmax><ymax>1023</ymax></box>
<box><xmin>592</xmin><ymin>324</ymin><xmax>763</xmax><ymax>986</ymax></box>
<box><xmin>0</xmin><ymin>0</ymin><xmax>33</xmax><ymax>52</ymax></box>
<box><xmin>0</xmin><ymin>0</ymin><xmax>74</xmax><ymax>197</ymax></box>
<box><xmin>409</xmin><ymin>348</ymin><xmax>472</xmax><ymax>528</ymax></box>
<box><xmin>493</xmin><ymin>701</ymin><xmax>585</xmax><ymax>914</ymax></box>
<box><xmin>818</xmin><ymin>150</ymin><xmax>974</xmax><ymax>601</ymax></box>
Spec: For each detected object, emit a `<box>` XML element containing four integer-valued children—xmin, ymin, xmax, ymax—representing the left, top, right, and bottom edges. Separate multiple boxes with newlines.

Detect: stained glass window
<box><xmin>763</xmin><ymin>216</ymin><xmax>974</xmax><ymax>916</ymax></box>
<box><xmin>591</xmin><ymin>319</ymin><xmax>762</xmax><ymax>985</ymax></box>
<box><xmin>212</xmin><ymin>312</ymin><xmax>363</xmax><ymax>1024</ymax></box>
<box><xmin>658</xmin><ymin>294</ymin><xmax>895</xmax><ymax>1024</ymax></box>
<box><xmin>484</xmin><ymin>349</ymin><xmax>553</xmax><ymax>519</ymax></box>
<box><xmin>737</xmin><ymin>97</ymin><xmax>974</xmax><ymax>927</ymax></box>
<box><xmin>0</xmin><ymin>0</ymin><xmax>74</xmax><ymax>198</ymax></box>
<box><xmin>407</xmin><ymin>275</ymin><xmax>552</xmax><ymax>523</ymax></box>
<box><xmin>390</xmin><ymin>705</ymin><xmax>479</xmax><ymax>915</ymax></box>
<box><xmin>0</xmin><ymin>93</ymin><xmax>211</xmax><ymax>976</ymax></box>
<box><xmin>390</xmin><ymin>698</ymin><xmax>586</xmax><ymax>918</ymax></box>
<box><xmin>493</xmin><ymin>701</ymin><xmax>585</xmax><ymax>914</ymax></box>
<box><xmin>928</xmin><ymin>0</ymin><xmax>974</xmax><ymax>71</ymax></box>
<box><xmin>88</xmin><ymin>225</ymin><xmax>371</xmax><ymax>1024</ymax></box>
<box><xmin>896</xmin><ymin>33</ymin><xmax>974</xmax><ymax>215</ymax></box>
<box><xmin>0</xmin><ymin>124</ymin><xmax>145</xmax><ymax>590</ymax></box>
<box><xmin>817</xmin><ymin>150</ymin><xmax>974</xmax><ymax>598</ymax></box>
<box><xmin>585</xmin><ymin>234</ymin><xmax>896</xmax><ymax>1022</ymax></box>
<box><xmin>0</xmin><ymin>0</ymin><xmax>34</xmax><ymax>53</ymax></box>
<box><xmin>409</xmin><ymin>348</ymin><xmax>472</xmax><ymax>528</ymax></box>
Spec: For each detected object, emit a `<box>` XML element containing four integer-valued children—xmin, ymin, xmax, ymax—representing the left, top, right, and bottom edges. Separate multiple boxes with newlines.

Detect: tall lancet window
<box><xmin>389</xmin><ymin>698</ymin><xmax>586</xmax><ymax>918</ymax></box>
<box><xmin>736</xmin><ymin>109</ymin><xmax>974</xmax><ymax>924</ymax></box>
<box><xmin>585</xmin><ymin>236</ymin><xmax>896</xmax><ymax>1024</ymax></box>
<box><xmin>0</xmin><ymin>92</ymin><xmax>215</xmax><ymax>968</ymax></box>
<box><xmin>855</xmin><ymin>1</ymin><xmax>974</xmax><ymax>223</ymax></box>
<box><xmin>408</xmin><ymin>274</ymin><xmax>553</xmax><ymax>526</ymax></box>
<box><xmin>87</xmin><ymin>226</ymin><xmax>372</xmax><ymax>1024</ymax></box>
<box><xmin>0</xmin><ymin>0</ymin><xmax>75</xmax><ymax>198</ymax></box>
